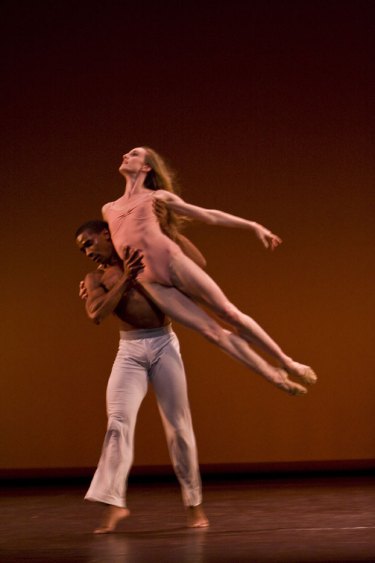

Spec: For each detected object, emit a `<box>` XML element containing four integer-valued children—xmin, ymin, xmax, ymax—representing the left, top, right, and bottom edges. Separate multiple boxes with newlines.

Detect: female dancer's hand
<box><xmin>253</xmin><ymin>224</ymin><xmax>282</xmax><ymax>250</ymax></box>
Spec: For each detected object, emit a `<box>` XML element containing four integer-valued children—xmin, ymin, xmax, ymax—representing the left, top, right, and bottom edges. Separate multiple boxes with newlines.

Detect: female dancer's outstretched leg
<box><xmin>141</xmin><ymin>283</ymin><xmax>307</xmax><ymax>396</ymax></box>
<box><xmin>167</xmin><ymin>254</ymin><xmax>317</xmax><ymax>386</ymax></box>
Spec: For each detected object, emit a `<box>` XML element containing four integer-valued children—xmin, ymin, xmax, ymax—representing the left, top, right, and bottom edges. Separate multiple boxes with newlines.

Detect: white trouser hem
<box><xmin>84</xmin><ymin>493</ymin><xmax>127</xmax><ymax>508</ymax></box>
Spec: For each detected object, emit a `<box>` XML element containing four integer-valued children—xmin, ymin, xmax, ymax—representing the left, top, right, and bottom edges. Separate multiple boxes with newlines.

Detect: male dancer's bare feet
<box><xmin>186</xmin><ymin>505</ymin><xmax>209</xmax><ymax>528</ymax></box>
<box><xmin>93</xmin><ymin>505</ymin><xmax>130</xmax><ymax>534</ymax></box>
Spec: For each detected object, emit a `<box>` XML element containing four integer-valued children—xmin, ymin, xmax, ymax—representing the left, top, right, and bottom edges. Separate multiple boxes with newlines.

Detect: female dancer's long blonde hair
<box><xmin>143</xmin><ymin>146</ymin><xmax>188</xmax><ymax>239</ymax></box>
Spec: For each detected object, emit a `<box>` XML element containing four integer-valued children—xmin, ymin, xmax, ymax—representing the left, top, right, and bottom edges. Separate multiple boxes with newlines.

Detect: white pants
<box><xmin>85</xmin><ymin>325</ymin><xmax>202</xmax><ymax>508</ymax></box>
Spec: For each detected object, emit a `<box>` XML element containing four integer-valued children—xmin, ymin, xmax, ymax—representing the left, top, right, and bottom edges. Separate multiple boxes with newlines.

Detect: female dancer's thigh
<box><xmin>169</xmin><ymin>253</ymin><xmax>239</xmax><ymax>319</ymax></box>
<box><xmin>141</xmin><ymin>282</ymin><xmax>222</xmax><ymax>337</ymax></box>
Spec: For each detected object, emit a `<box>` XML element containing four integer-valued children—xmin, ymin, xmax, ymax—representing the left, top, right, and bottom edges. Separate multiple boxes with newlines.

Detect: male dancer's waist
<box><xmin>119</xmin><ymin>324</ymin><xmax>173</xmax><ymax>340</ymax></box>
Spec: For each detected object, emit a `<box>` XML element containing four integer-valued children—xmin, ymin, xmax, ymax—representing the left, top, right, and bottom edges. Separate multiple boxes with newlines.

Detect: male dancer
<box><xmin>75</xmin><ymin>220</ymin><xmax>209</xmax><ymax>532</ymax></box>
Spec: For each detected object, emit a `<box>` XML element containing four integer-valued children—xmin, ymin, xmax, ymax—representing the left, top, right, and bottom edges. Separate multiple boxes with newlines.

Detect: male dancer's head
<box><xmin>75</xmin><ymin>220</ymin><xmax>119</xmax><ymax>267</ymax></box>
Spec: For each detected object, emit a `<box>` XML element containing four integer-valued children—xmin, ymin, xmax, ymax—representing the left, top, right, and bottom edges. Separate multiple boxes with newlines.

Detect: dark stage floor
<box><xmin>1</xmin><ymin>474</ymin><xmax>375</xmax><ymax>562</ymax></box>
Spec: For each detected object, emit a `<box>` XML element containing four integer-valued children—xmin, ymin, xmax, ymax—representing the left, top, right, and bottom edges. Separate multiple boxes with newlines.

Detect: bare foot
<box><xmin>93</xmin><ymin>505</ymin><xmax>130</xmax><ymax>534</ymax></box>
<box><xmin>275</xmin><ymin>368</ymin><xmax>308</xmax><ymax>396</ymax></box>
<box><xmin>286</xmin><ymin>362</ymin><xmax>318</xmax><ymax>386</ymax></box>
<box><xmin>186</xmin><ymin>505</ymin><xmax>209</xmax><ymax>528</ymax></box>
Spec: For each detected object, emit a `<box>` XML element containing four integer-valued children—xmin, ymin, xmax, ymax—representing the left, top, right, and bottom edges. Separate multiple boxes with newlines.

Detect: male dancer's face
<box><xmin>76</xmin><ymin>229</ymin><xmax>113</xmax><ymax>266</ymax></box>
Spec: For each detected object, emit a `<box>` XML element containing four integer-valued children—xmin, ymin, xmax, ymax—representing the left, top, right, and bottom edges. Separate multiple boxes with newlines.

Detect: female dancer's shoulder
<box><xmin>102</xmin><ymin>201</ymin><xmax>112</xmax><ymax>220</ymax></box>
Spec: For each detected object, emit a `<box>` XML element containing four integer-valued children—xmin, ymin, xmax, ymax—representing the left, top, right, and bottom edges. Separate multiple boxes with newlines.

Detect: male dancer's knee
<box><xmin>104</xmin><ymin>415</ymin><xmax>131</xmax><ymax>445</ymax></box>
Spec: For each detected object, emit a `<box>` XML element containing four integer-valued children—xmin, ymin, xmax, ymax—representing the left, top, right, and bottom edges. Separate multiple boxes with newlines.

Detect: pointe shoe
<box><xmin>288</xmin><ymin>363</ymin><xmax>318</xmax><ymax>386</ymax></box>
<box><xmin>276</xmin><ymin>369</ymin><xmax>308</xmax><ymax>396</ymax></box>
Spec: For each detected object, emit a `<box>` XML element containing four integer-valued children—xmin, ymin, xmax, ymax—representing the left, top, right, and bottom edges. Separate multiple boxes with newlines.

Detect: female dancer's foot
<box><xmin>275</xmin><ymin>368</ymin><xmax>308</xmax><ymax>396</ymax></box>
<box><xmin>284</xmin><ymin>361</ymin><xmax>318</xmax><ymax>386</ymax></box>
<box><xmin>186</xmin><ymin>505</ymin><xmax>209</xmax><ymax>528</ymax></box>
<box><xmin>93</xmin><ymin>505</ymin><xmax>130</xmax><ymax>534</ymax></box>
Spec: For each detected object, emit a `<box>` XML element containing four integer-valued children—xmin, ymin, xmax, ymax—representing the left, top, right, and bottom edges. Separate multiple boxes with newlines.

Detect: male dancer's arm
<box><xmin>84</xmin><ymin>249</ymin><xmax>143</xmax><ymax>324</ymax></box>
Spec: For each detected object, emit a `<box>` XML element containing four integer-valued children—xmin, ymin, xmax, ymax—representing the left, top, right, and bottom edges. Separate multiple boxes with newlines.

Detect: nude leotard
<box><xmin>103</xmin><ymin>190</ymin><xmax>186</xmax><ymax>286</ymax></box>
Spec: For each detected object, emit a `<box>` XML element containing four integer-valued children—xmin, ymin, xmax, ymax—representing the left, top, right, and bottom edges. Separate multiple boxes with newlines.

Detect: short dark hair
<box><xmin>75</xmin><ymin>220</ymin><xmax>109</xmax><ymax>239</ymax></box>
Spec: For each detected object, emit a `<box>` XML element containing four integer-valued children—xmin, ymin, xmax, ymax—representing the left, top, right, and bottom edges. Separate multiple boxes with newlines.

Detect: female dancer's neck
<box><xmin>124</xmin><ymin>173</ymin><xmax>147</xmax><ymax>197</ymax></box>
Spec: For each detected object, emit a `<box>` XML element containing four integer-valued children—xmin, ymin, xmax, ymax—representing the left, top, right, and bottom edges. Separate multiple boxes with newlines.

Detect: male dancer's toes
<box><xmin>186</xmin><ymin>505</ymin><xmax>210</xmax><ymax>528</ymax></box>
<box><xmin>93</xmin><ymin>505</ymin><xmax>130</xmax><ymax>534</ymax></box>
<box><xmin>275</xmin><ymin>368</ymin><xmax>308</xmax><ymax>396</ymax></box>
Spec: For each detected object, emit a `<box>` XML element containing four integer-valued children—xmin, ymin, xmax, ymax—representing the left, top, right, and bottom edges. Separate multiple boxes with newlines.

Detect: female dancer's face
<box><xmin>119</xmin><ymin>147</ymin><xmax>149</xmax><ymax>176</ymax></box>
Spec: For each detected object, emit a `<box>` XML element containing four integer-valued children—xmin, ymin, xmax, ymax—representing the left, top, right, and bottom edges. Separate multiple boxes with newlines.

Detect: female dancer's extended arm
<box><xmin>153</xmin><ymin>191</ymin><xmax>282</xmax><ymax>250</ymax></box>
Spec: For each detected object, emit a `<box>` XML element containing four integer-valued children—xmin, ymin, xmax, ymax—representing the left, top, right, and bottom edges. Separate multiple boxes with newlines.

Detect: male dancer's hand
<box><xmin>79</xmin><ymin>280</ymin><xmax>88</xmax><ymax>300</ymax></box>
<box><xmin>153</xmin><ymin>198</ymin><xmax>168</xmax><ymax>224</ymax></box>
<box><xmin>124</xmin><ymin>246</ymin><xmax>144</xmax><ymax>281</ymax></box>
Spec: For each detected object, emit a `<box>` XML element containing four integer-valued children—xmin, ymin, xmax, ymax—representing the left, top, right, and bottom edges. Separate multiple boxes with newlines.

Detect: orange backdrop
<box><xmin>1</xmin><ymin>1</ymin><xmax>374</xmax><ymax>472</ymax></box>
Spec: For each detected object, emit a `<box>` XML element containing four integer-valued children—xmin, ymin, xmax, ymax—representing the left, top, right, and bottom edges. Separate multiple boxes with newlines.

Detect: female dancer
<box><xmin>102</xmin><ymin>147</ymin><xmax>317</xmax><ymax>396</ymax></box>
